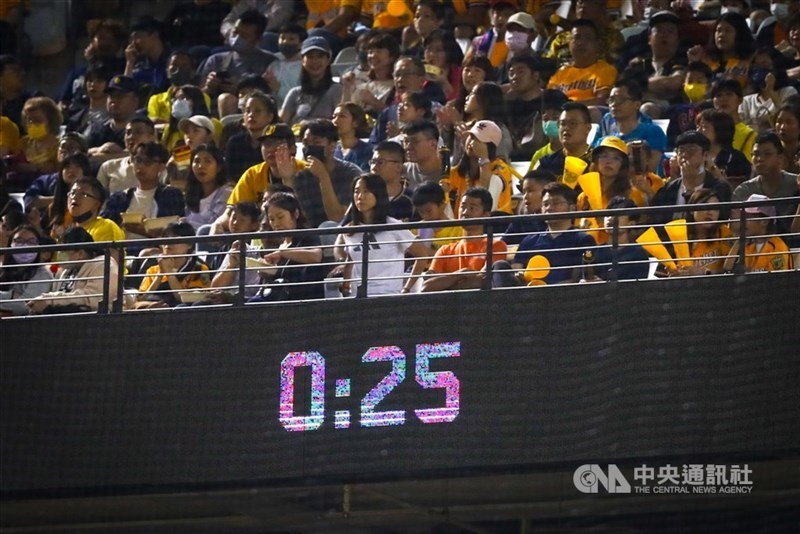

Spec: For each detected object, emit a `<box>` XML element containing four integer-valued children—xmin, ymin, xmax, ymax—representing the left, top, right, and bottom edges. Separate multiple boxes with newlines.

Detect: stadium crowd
<box><xmin>1</xmin><ymin>0</ymin><xmax>799</xmax><ymax>315</ymax></box>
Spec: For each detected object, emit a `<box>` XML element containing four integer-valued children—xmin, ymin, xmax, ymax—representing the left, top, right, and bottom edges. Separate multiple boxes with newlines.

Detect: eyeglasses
<box><xmin>11</xmin><ymin>238</ymin><xmax>38</xmax><ymax>246</ymax></box>
<box><xmin>68</xmin><ymin>190</ymin><xmax>98</xmax><ymax>201</ymax></box>
<box><xmin>558</xmin><ymin>120</ymin><xmax>586</xmax><ymax>129</ymax></box>
<box><xmin>370</xmin><ymin>158</ymin><xmax>402</xmax><ymax>166</ymax></box>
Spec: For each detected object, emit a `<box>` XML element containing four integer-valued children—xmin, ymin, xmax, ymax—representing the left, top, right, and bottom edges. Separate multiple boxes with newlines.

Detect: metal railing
<box><xmin>1</xmin><ymin>197</ymin><xmax>798</xmax><ymax>317</ymax></box>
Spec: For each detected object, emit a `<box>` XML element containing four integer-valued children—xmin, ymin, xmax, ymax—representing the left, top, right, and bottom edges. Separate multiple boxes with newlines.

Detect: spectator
<box><xmin>546</xmin><ymin>20</ymin><xmax>618</xmax><ymax>107</ymax></box>
<box><xmin>464</xmin><ymin>0</ymin><xmax>516</xmax><ymax>68</ymax></box>
<box><xmin>0</xmin><ymin>54</ymin><xmax>42</xmax><ymax>131</ymax></box>
<box><xmin>410</xmin><ymin>180</ymin><xmax>463</xmax><ymax>247</ymax></box>
<box><xmin>147</xmin><ymin>50</ymin><xmax>209</xmax><ymax>125</ymax></box>
<box><xmin>695</xmin><ymin>109</ymin><xmax>752</xmax><ymax>185</ymax></box>
<box><xmin>27</xmin><ymin>226</ymin><xmax>119</xmax><ymax>314</ymax></box>
<box><xmin>370</xmin><ymin>141</ymin><xmax>413</xmax><ymax>221</ymax></box>
<box><xmin>220</xmin><ymin>0</ymin><xmax>297</xmax><ymax>45</ymax></box>
<box><xmin>687</xmin><ymin>12</ymin><xmax>754</xmax><ymax>88</ymax></box>
<box><xmin>421</xmin><ymin>186</ymin><xmax>507</xmax><ymax>292</ymax></box>
<box><xmin>402</xmin><ymin>120</ymin><xmax>444</xmax><ymax>189</ymax></box>
<box><xmin>723</xmin><ymin>193</ymin><xmax>793</xmax><ymax>272</ymax></box>
<box><xmin>333</xmin><ymin>102</ymin><xmax>373</xmax><ymax>171</ymax></box>
<box><xmin>178</xmin><ymin>115</ymin><xmax>216</xmax><ymax>151</ymax></box>
<box><xmin>732</xmin><ymin>131</ymin><xmax>800</xmax><ymax>239</ymax></box>
<box><xmin>280</xmin><ymin>36</ymin><xmax>342</xmax><ymax>126</ymax></box>
<box><xmin>674</xmin><ymin>188</ymin><xmax>733</xmax><ymax>276</ymax></box>
<box><xmin>595</xmin><ymin>79</ymin><xmax>667</xmax><ymax>174</ymax></box>
<box><xmin>448</xmin><ymin>120</ymin><xmax>514</xmax><ymax>214</ymax></box>
<box><xmin>199</xmin><ymin>10</ymin><xmax>274</xmax><ymax>117</ymax></box>
<box><xmin>536</xmin><ymin>102</ymin><xmax>594</xmax><ymax>178</ymax></box>
<box><xmin>124</xmin><ymin>18</ymin><xmax>170</xmax><ymax>95</ymax></box>
<box><xmin>452</xmin><ymin>82</ymin><xmax>511</xmax><ymax>163</ymax></box>
<box><xmin>248</xmin><ymin>192</ymin><xmax>325</xmax><ymax>302</ymax></box>
<box><xmin>206</xmin><ymin>201</ymin><xmax>263</xmax><ymax>300</ymax></box>
<box><xmin>387</xmin><ymin>90</ymin><xmax>433</xmax><ymax>142</ymax></box>
<box><xmin>13</xmin><ymin>97</ymin><xmax>62</xmax><ymax>177</ymax></box>
<box><xmin>440</xmin><ymin>55</ymin><xmax>493</xmax><ymax>130</ymax></box>
<box><xmin>652</xmin><ymin>130</ymin><xmax>733</xmax><ymax>224</ymax></box>
<box><xmin>626</xmin><ymin>139</ymin><xmax>666</xmax><ymax>205</ymax></box>
<box><xmin>403</xmin><ymin>0</ymin><xmax>445</xmax><ymax>58</ymax></box>
<box><xmin>740</xmin><ymin>47</ymin><xmax>797</xmax><ymax>133</ymax></box>
<box><xmin>775</xmin><ymin>102</ymin><xmax>800</xmax><ymax>174</ymax></box>
<box><xmin>183</xmin><ymin>144</ymin><xmax>232</xmax><ymax>231</ymax></box>
<box><xmin>334</xmin><ymin>173</ymin><xmax>430</xmax><ymax>297</ymax></box>
<box><xmin>502</xmin><ymin>169</ymin><xmax>554</xmax><ymax>246</ymax></box>
<box><xmin>496</xmin><ymin>11</ymin><xmax>536</xmax><ymax>82</ymax></box>
<box><xmin>545</xmin><ymin>0</ymin><xmax>625</xmax><ymax>65</ymax></box>
<box><xmin>423</xmin><ymin>30</ymin><xmax>464</xmax><ymax>103</ymax></box>
<box><xmin>65</xmin><ymin>64</ymin><xmax>113</xmax><ymax>133</ymax></box>
<box><xmin>528</xmin><ymin>90</ymin><xmax>569</xmax><ymax>172</ymax></box>
<box><xmin>64</xmin><ymin>177</ymin><xmax>125</xmax><ymax>243</ymax></box>
<box><xmin>159</xmin><ymin>84</ymin><xmax>213</xmax><ymax>150</ymax></box>
<box><xmin>755</xmin><ymin>0</ymin><xmax>799</xmax><ymax>50</ymax></box>
<box><xmin>711</xmin><ymin>78</ymin><xmax>757</xmax><ymax>162</ymax></box>
<box><xmin>593</xmin><ymin>196</ymin><xmax>650</xmax><ymax>281</ymax></box>
<box><xmin>23</xmin><ymin>132</ymin><xmax>87</xmax><ymax>213</ymax></box>
<box><xmin>504</xmin><ymin>54</ymin><xmax>544</xmax><ymax>160</ymax></box>
<box><xmin>101</xmin><ymin>142</ymin><xmax>185</xmax><ymax>238</ymax></box>
<box><xmin>492</xmin><ymin>182</ymin><xmax>595</xmax><ymax>287</ymax></box>
<box><xmin>135</xmin><ymin>221</ymin><xmax>210</xmax><ymax>309</ymax></box>
<box><xmin>225</xmin><ymin>91</ymin><xmax>279</xmax><ymax>181</ymax></box>
<box><xmin>46</xmin><ymin>153</ymin><xmax>92</xmax><ymax>241</ymax></box>
<box><xmin>341</xmin><ymin>32</ymin><xmax>399</xmax><ymax>116</ymax></box>
<box><xmin>0</xmin><ymin>225</ymin><xmax>54</xmax><ymax>316</ymax></box>
<box><xmin>264</xmin><ymin>24</ymin><xmax>307</xmax><ymax>107</ymax></box>
<box><xmin>97</xmin><ymin>117</ymin><xmax>165</xmax><ymax>194</ymax></box>
<box><xmin>85</xmin><ymin>75</ymin><xmax>140</xmax><ymax>163</ymax></box>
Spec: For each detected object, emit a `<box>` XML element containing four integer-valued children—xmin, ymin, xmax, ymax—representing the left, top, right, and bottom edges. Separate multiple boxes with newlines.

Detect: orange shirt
<box><xmin>429</xmin><ymin>236</ymin><xmax>507</xmax><ymax>274</ymax></box>
<box><xmin>547</xmin><ymin>60</ymin><xmax>618</xmax><ymax>102</ymax></box>
<box><xmin>742</xmin><ymin>237</ymin><xmax>792</xmax><ymax>273</ymax></box>
<box><xmin>690</xmin><ymin>225</ymin><xmax>732</xmax><ymax>274</ymax></box>
<box><xmin>448</xmin><ymin>158</ymin><xmax>514</xmax><ymax>215</ymax></box>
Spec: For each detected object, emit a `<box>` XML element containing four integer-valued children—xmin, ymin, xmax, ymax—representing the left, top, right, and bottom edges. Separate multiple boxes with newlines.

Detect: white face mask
<box><xmin>770</xmin><ymin>2</ymin><xmax>789</xmax><ymax>19</ymax></box>
<box><xmin>504</xmin><ymin>30</ymin><xmax>530</xmax><ymax>53</ymax></box>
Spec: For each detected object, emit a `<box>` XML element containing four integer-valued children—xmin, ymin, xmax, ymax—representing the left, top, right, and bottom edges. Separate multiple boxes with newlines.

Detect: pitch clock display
<box><xmin>279</xmin><ymin>341</ymin><xmax>461</xmax><ymax>431</ymax></box>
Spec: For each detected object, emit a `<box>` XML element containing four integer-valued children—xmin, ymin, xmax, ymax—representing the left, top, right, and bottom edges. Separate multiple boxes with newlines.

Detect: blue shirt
<box><xmin>334</xmin><ymin>139</ymin><xmax>373</xmax><ymax>171</ymax></box>
<box><xmin>514</xmin><ymin>227</ymin><xmax>596</xmax><ymax>285</ymax></box>
<box><xmin>594</xmin><ymin>113</ymin><xmax>667</xmax><ymax>153</ymax></box>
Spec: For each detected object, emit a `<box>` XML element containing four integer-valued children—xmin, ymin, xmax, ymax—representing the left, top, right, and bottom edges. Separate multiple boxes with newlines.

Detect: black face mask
<box><xmin>278</xmin><ymin>43</ymin><xmax>300</xmax><ymax>58</ymax></box>
<box><xmin>72</xmin><ymin>210</ymin><xmax>94</xmax><ymax>224</ymax></box>
<box><xmin>168</xmin><ymin>68</ymin><xmax>195</xmax><ymax>87</ymax></box>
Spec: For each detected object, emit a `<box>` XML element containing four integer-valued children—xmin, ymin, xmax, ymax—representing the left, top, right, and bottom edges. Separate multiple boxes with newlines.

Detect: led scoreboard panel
<box><xmin>2</xmin><ymin>275</ymin><xmax>799</xmax><ymax>495</ymax></box>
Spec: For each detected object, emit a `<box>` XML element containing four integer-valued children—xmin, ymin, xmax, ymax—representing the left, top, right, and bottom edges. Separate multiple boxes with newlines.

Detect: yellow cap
<box><xmin>596</xmin><ymin>136</ymin><xmax>628</xmax><ymax>157</ymax></box>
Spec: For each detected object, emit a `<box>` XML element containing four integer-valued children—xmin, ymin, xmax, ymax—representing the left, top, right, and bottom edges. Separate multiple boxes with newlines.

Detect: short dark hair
<box><xmin>73</xmin><ymin>176</ymin><xmax>107</xmax><ymax>206</ymax></box>
<box><xmin>686</xmin><ymin>61</ymin><xmax>713</xmax><ymax>80</ymax></box>
<box><xmin>542</xmin><ymin>181</ymin><xmax>578</xmax><ymax>205</ymax></box>
<box><xmin>753</xmin><ymin>131</ymin><xmax>784</xmax><ymax>154</ymax></box>
<box><xmin>63</xmin><ymin>226</ymin><xmax>97</xmax><ymax>257</ymax></box>
<box><xmin>278</xmin><ymin>23</ymin><xmax>307</xmax><ymax>40</ymax></box>
<box><xmin>412</xmin><ymin>181</ymin><xmax>446</xmax><ymax>206</ymax></box>
<box><xmin>561</xmin><ymin>101</ymin><xmax>591</xmax><ymax>124</ymax></box>
<box><xmin>614</xmin><ymin>78</ymin><xmax>644</xmax><ymax>101</ymax></box>
<box><xmin>299</xmin><ymin>118</ymin><xmax>338</xmax><ymax>143</ymax></box>
<box><xmin>130</xmin><ymin>17</ymin><xmax>162</xmax><ymax>36</ymax></box>
<box><xmin>238</xmin><ymin>9</ymin><xmax>267</xmax><ymax>37</ymax></box>
<box><xmin>402</xmin><ymin>119</ymin><xmax>439</xmax><ymax>140</ymax></box>
<box><xmin>674</xmin><ymin>130</ymin><xmax>711</xmax><ymax>152</ymax></box>
<box><xmin>376</xmin><ymin>140</ymin><xmax>405</xmax><ymax>162</ymax></box>
<box><xmin>523</xmin><ymin>169</ymin><xmax>557</xmax><ymax>186</ymax></box>
<box><xmin>367</xmin><ymin>32</ymin><xmax>400</xmax><ymax>59</ymax></box>
<box><xmin>507</xmin><ymin>54</ymin><xmax>542</xmax><ymax>74</ymax></box>
<box><xmin>133</xmin><ymin>141</ymin><xmax>170</xmax><ymax>163</ymax></box>
<box><xmin>232</xmin><ymin>201</ymin><xmax>261</xmax><ymax>222</ymax></box>
<box><xmin>402</xmin><ymin>90</ymin><xmax>433</xmax><ymax>119</ymax></box>
<box><xmin>463</xmin><ymin>187</ymin><xmax>493</xmax><ymax>213</ymax></box>
<box><xmin>237</xmin><ymin>75</ymin><xmax>271</xmax><ymax>94</ymax></box>
<box><xmin>711</xmin><ymin>78</ymin><xmax>743</xmax><ymax>100</ymax></box>
<box><xmin>572</xmin><ymin>19</ymin><xmax>599</xmax><ymax>38</ymax></box>
<box><xmin>128</xmin><ymin>115</ymin><xmax>156</xmax><ymax>134</ymax></box>
<box><xmin>541</xmin><ymin>89</ymin><xmax>569</xmax><ymax>112</ymax></box>
<box><xmin>606</xmin><ymin>196</ymin><xmax>639</xmax><ymax>221</ymax></box>
<box><xmin>163</xmin><ymin>221</ymin><xmax>196</xmax><ymax>239</ymax></box>
<box><xmin>417</xmin><ymin>0</ymin><xmax>445</xmax><ymax>20</ymax></box>
<box><xmin>61</xmin><ymin>153</ymin><xmax>92</xmax><ymax>176</ymax></box>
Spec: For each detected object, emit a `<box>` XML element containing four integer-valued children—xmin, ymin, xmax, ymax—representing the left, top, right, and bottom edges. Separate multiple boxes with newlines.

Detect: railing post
<box><xmin>357</xmin><ymin>231</ymin><xmax>369</xmax><ymax>299</ymax></box>
<box><xmin>98</xmin><ymin>248</ymin><xmax>111</xmax><ymax>314</ymax></box>
<box><xmin>610</xmin><ymin>216</ymin><xmax>620</xmax><ymax>282</ymax></box>
<box><xmin>113</xmin><ymin>249</ymin><xmax>124</xmax><ymax>314</ymax></box>
<box><xmin>236</xmin><ymin>240</ymin><xmax>246</xmax><ymax>306</ymax></box>
<box><xmin>482</xmin><ymin>222</ymin><xmax>493</xmax><ymax>290</ymax></box>
<box><xmin>736</xmin><ymin>209</ymin><xmax>747</xmax><ymax>275</ymax></box>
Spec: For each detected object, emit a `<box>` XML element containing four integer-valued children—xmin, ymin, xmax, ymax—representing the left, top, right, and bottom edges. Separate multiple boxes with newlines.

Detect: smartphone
<box><xmin>631</xmin><ymin>147</ymin><xmax>645</xmax><ymax>174</ymax></box>
<box><xmin>303</xmin><ymin>145</ymin><xmax>326</xmax><ymax>161</ymax></box>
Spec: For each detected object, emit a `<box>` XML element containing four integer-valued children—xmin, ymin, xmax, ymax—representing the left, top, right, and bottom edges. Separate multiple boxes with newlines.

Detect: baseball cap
<box><xmin>105</xmin><ymin>75</ymin><xmax>138</xmax><ymax>94</ymax></box>
<box><xmin>468</xmin><ymin>120</ymin><xmax>502</xmax><ymax>146</ymax></box>
<box><xmin>301</xmin><ymin>35</ymin><xmax>331</xmax><ymax>57</ymax></box>
<box><xmin>178</xmin><ymin>115</ymin><xmax>214</xmax><ymax>135</ymax></box>
<box><xmin>674</xmin><ymin>130</ymin><xmax>711</xmax><ymax>152</ymax></box>
<box><xmin>744</xmin><ymin>193</ymin><xmax>776</xmax><ymax>218</ymax></box>
<box><xmin>649</xmin><ymin>10</ymin><xmax>680</xmax><ymax>28</ymax></box>
<box><xmin>506</xmin><ymin>12</ymin><xmax>536</xmax><ymax>30</ymax></box>
<box><xmin>595</xmin><ymin>136</ymin><xmax>628</xmax><ymax>157</ymax></box>
<box><xmin>257</xmin><ymin>123</ymin><xmax>295</xmax><ymax>142</ymax></box>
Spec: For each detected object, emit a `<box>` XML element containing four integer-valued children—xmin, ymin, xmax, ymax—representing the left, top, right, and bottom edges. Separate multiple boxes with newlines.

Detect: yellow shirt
<box><xmin>706</xmin><ymin>57</ymin><xmax>750</xmax><ymax>89</ymax></box>
<box><xmin>0</xmin><ymin>116</ymin><xmax>20</xmax><ymax>154</ymax></box>
<box><xmin>81</xmin><ymin>216</ymin><xmax>125</xmax><ymax>243</ymax></box>
<box><xmin>690</xmin><ymin>225</ymin><xmax>732</xmax><ymax>274</ymax></box>
<box><xmin>306</xmin><ymin>0</ymin><xmax>362</xmax><ymax>37</ymax></box>
<box><xmin>361</xmin><ymin>0</ymin><xmax>412</xmax><ymax>29</ymax></box>
<box><xmin>147</xmin><ymin>88</ymin><xmax>213</xmax><ymax>124</ymax></box>
<box><xmin>227</xmin><ymin>160</ymin><xmax>308</xmax><ymax>205</ymax></box>
<box><xmin>733</xmin><ymin>121</ymin><xmax>756</xmax><ymax>162</ymax></box>
<box><xmin>743</xmin><ymin>237</ymin><xmax>792</xmax><ymax>272</ymax></box>
<box><xmin>547</xmin><ymin>60</ymin><xmax>618</xmax><ymax>102</ymax></box>
<box><xmin>529</xmin><ymin>142</ymin><xmax>556</xmax><ymax>172</ymax></box>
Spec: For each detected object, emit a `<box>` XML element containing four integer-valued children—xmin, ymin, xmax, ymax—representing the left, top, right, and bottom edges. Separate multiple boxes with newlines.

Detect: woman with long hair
<box><xmin>48</xmin><ymin>152</ymin><xmax>92</xmax><ymax>240</ymax></box>
<box><xmin>695</xmin><ymin>109</ymin><xmax>751</xmax><ymax>185</ymax></box>
<box><xmin>673</xmin><ymin>188</ymin><xmax>733</xmax><ymax>276</ymax></box>
<box><xmin>775</xmin><ymin>102</ymin><xmax>800</xmax><ymax>174</ymax></box>
<box><xmin>422</xmin><ymin>29</ymin><xmax>464</xmax><ymax>102</ymax></box>
<box><xmin>687</xmin><ymin>12</ymin><xmax>755</xmax><ymax>88</ymax></box>
<box><xmin>280</xmin><ymin>36</ymin><xmax>342</xmax><ymax>126</ymax></box>
<box><xmin>332</xmin><ymin>102</ymin><xmax>373</xmax><ymax>171</ymax></box>
<box><xmin>451</xmin><ymin>81</ymin><xmax>511</xmax><ymax>162</ymax></box>
<box><xmin>0</xmin><ymin>225</ymin><xmax>54</xmax><ymax>316</ymax></box>
<box><xmin>184</xmin><ymin>144</ymin><xmax>233</xmax><ymax>231</ymax></box>
<box><xmin>247</xmin><ymin>192</ymin><xmax>326</xmax><ymax>302</ymax></box>
<box><xmin>334</xmin><ymin>173</ymin><xmax>430</xmax><ymax>296</ymax></box>
<box><xmin>740</xmin><ymin>47</ymin><xmax>797</xmax><ymax>132</ymax></box>
<box><xmin>341</xmin><ymin>32</ymin><xmax>399</xmax><ymax>115</ymax></box>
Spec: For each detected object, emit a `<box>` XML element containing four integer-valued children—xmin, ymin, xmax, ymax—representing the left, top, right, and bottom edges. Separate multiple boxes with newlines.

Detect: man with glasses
<box><xmin>732</xmin><ymin>131</ymin><xmax>799</xmax><ymax>242</ymax></box>
<box><xmin>66</xmin><ymin>176</ymin><xmax>125</xmax><ymax>243</ymax></box>
<box><xmin>371</xmin><ymin>140</ymin><xmax>413</xmax><ymax>221</ymax></box>
<box><xmin>101</xmin><ymin>141</ymin><xmax>185</xmax><ymax>239</ymax></box>
<box><xmin>492</xmin><ymin>181</ymin><xmax>596</xmax><ymax>287</ymax></box>
<box><xmin>650</xmin><ymin>130</ymin><xmax>732</xmax><ymax>224</ymax></box>
<box><xmin>369</xmin><ymin>56</ymin><xmax>445</xmax><ymax>145</ymax></box>
<box><xmin>401</xmin><ymin>119</ymin><xmax>443</xmax><ymax>190</ymax></box>
<box><xmin>96</xmin><ymin>117</ymin><xmax>165</xmax><ymax>194</ymax></box>
<box><xmin>536</xmin><ymin>102</ymin><xmax>594</xmax><ymax>178</ymax></box>
<box><xmin>594</xmin><ymin>79</ymin><xmax>667</xmax><ymax>174</ymax></box>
